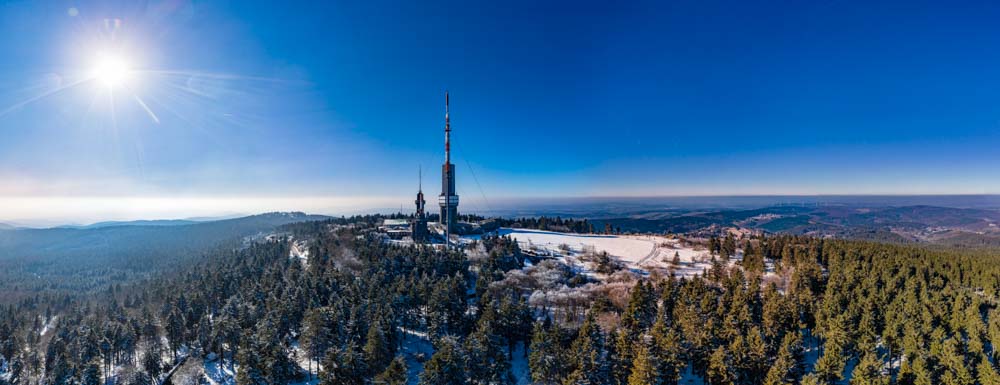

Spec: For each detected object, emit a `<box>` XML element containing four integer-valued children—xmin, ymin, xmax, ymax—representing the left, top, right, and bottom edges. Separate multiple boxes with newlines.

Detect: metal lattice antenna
<box><xmin>445</xmin><ymin>91</ymin><xmax>450</xmax><ymax>165</ymax></box>
<box><xmin>443</xmin><ymin>91</ymin><xmax>450</xmax><ymax>248</ymax></box>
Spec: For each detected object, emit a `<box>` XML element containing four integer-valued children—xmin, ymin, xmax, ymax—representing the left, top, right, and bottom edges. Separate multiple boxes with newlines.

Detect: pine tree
<box><xmin>627</xmin><ymin>338</ymin><xmax>659</xmax><ymax>385</ymax></box>
<box><xmin>651</xmin><ymin>311</ymin><xmax>684</xmax><ymax>385</ymax></box>
<box><xmin>761</xmin><ymin>284</ymin><xmax>796</xmax><ymax>345</ymax></box>
<box><xmin>301</xmin><ymin>307</ymin><xmax>337</xmax><ymax>379</ymax></box>
<box><xmin>624</xmin><ymin>315</ymin><xmax>683</xmax><ymax>385</ymax></box>
<box><xmin>496</xmin><ymin>296</ymin><xmax>532</xmax><ymax>359</ymax></box>
<box><xmin>529</xmin><ymin>319</ymin><xmax>565</xmax><ymax>385</ymax></box>
<box><xmin>850</xmin><ymin>351</ymin><xmax>888</xmax><ymax>385</ymax></box>
<box><xmin>6</xmin><ymin>357</ymin><xmax>23</xmax><ymax>385</ymax></box>
<box><xmin>236</xmin><ymin>338</ymin><xmax>267</xmax><ymax>385</ymax></box>
<box><xmin>812</xmin><ymin>343</ymin><xmax>846</xmax><ymax>383</ymax></box>
<box><xmin>722</xmin><ymin>234</ymin><xmax>737</xmax><ymax>258</ymax></box>
<box><xmin>197</xmin><ymin>315</ymin><xmax>213</xmax><ymax>356</ymax></box>
<box><xmin>165</xmin><ymin>308</ymin><xmax>185</xmax><ymax>359</ymax></box>
<box><xmin>364</xmin><ymin>322</ymin><xmax>393</xmax><ymax>375</ymax></box>
<box><xmin>939</xmin><ymin>337</ymin><xmax>974</xmax><ymax>385</ymax></box>
<box><xmin>737</xmin><ymin>327</ymin><xmax>768</xmax><ymax>382</ymax></box>
<box><xmin>142</xmin><ymin>344</ymin><xmax>163</xmax><ymax>380</ymax></box>
<box><xmin>419</xmin><ymin>337</ymin><xmax>467</xmax><ymax>385</ymax></box>
<box><xmin>563</xmin><ymin>312</ymin><xmax>609</xmax><ymax>385</ymax></box>
<box><xmin>615</xmin><ymin>281</ymin><xmax>657</xmax><ymax>383</ymax></box>
<box><xmin>465</xmin><ymin>328</ymin><xmax>514</xmax><ymax>385</ymax></box>
<box><xmin>254</xmin><ymin>318</ymin><xmax>298</xmax><ymax>385</ymax></box>
<box><xmin>374</xmin><ymin>356</ymin><xmax>408</xmax><ymax>385</ymax></box>
<box><xmin>608</xmin><ymin>330</ymin><xmax>631</xmax><ymax>385</ymax></box>
<box><xmin>990</xmin><ymin>308</ymin><xmax>1000</xmax><ymax>360</ymax></box>
<box><xmin>800</xmin><ymin>374</ymin><xmax>828</xmax><ymax>385</ymax></box>
<box><xmin>622</xmin><ymin>281</ymin><xmax>657</xmax><ymax>333</ymax></box>
<box><xmin>977</xmin><ymin>353</ymin><xmax>1000</xmax><ymax>385</ymax></box>
<box><xmin>427</xmin><ymin>277</ymin><xmax>468</xmax><ymax>340</ymax></box>
<box><xmin>706</xmin><ymin>346</ymin><xmax>735</xmax><ymax>385</ymax></box>
<box><xmin>709</xmin><ymin>237</ymin><xmax>721</xmax><ymax>255</ymax></box>
<box><xmin>763</xmin><ymin>332</ymin><xmax>803</xmax><ymax>385</ymax></box>
<box><xmin>899</xmin><ymin>355</ymin><xmax>936</xmax><ymax>385</ymax></box>
<box><xmin>321</xmin><ymin>341</ymin><xmax>367</xmax><ymax>385</ymax></box>
<box><xmin>80</xmin><ymin>361</ymin><xmax>102</xmax><ymax>385</ymax></box>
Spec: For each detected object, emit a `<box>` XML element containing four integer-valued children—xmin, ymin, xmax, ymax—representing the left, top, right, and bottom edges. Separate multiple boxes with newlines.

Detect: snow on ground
<box><xmin>509</xmin><ymin>342</ymin><xmax>530</xmax><ymax>385</ymax></box>
<box><xmin>399</xmin><ymin>327</ymin><xmax>434</xmax><ymax>385</ymax></box>
<box><xmin>496</xmin><ymin>229</ymin><xmax>659</xmax><ymax>263</ymax></box>
<box><xmin>200</xmin><ymin>343</ymin><xmax>318</xmax><ymax>385</ymax></box>
<box><xmin>0</xmin><ymin>358</ymin><xmax>10</xmax><ymax>383</ymax></box>
<box><xmin>466</xmin><ymin>228</ymin><xmax>729</xmax><ymax>279</ymax></box>
<box><xmin>393</xmin><ymin>327</ymin><xmax>526</xmax><ymax>384</ymax></box>
<box><xmin>203</xmin><ymin>358</ymin><xmax>236</xmax><ymax>385</ymax></box>
<box><xmin>465</xmin><ymin>228</ymin><xmax>786</xmax><ymax>283</ymax></box>
<box><xmin>289</xmin><ymin>340</ymin><xmax>321</xmax><ymax>384</ymax></box>
<box><xmin>289</xmin><ymin>238</ymin><xmax>309</xmax><ymax>266</ymax></box>
<box><xmin>39</xmin><ymin>316</ymin><xmax>57</xmax><ymax>336</ymax></box>
<box><xmin>802</xmin><ymin>330</ymin><xmax>822</xmax><ymax>374</ymax></box>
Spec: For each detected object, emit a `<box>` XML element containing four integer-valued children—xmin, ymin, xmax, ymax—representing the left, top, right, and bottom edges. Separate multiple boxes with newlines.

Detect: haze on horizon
<box><xmin>1</xmin><ymin>0</ymin><xmax>998</xmax><ymax>224</ymax></box>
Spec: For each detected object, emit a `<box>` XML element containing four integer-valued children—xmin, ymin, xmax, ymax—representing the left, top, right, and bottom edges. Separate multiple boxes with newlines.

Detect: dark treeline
<box><xmin>2</xmin><ymin>218</ymin><xmax>1000</xmax><ymax>385</ymax></box>
<box><xmin>495</xmin><ymin>217</ymin><xmax>595</xmax><ymax>234</ymax></box>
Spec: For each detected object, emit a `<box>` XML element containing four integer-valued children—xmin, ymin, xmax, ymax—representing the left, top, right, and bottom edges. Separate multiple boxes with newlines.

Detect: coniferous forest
<box><xmin>2</xmin><ymin>216</ymin><xmax>1000</xmax><ymax>385</ymax></box>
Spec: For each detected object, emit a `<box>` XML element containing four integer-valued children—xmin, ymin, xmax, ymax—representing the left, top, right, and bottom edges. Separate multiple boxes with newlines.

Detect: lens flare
<box><xmin>91</xmin><ymin>53</ymin><xmax>132</xmax><ymax>87</ymax></box>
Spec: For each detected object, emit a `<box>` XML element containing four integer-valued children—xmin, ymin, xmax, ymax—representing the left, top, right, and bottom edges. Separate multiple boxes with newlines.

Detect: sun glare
<box><xmin>91</xmin><ymin>53</ymin><xmax>132</xmax><ymax>87</ymax></box>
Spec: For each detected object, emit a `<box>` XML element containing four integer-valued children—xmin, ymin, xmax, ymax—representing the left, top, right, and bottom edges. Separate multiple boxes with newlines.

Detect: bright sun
<box><xmin>91</xmin><ymin>53</ymin><xmax>133</xmax><ymax>87</ymax></box>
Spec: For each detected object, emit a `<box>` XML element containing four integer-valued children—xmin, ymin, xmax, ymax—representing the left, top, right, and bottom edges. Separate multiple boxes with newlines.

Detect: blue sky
<box><xmin>0</xmin><ymin>0</ymin><xmax>998</xmax><ymax>223</ymax></box>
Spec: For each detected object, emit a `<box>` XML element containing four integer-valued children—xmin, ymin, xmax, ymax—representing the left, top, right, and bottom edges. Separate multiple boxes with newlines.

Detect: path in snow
<box><xmin>39</xmin><ymin>316</ymin><xmax>57</xmax><ymax>336</ymax></box>
<box><xmin>289</xmin><ymin>238</ymin><xmax>310</xmax><ymax>266</ymax></box>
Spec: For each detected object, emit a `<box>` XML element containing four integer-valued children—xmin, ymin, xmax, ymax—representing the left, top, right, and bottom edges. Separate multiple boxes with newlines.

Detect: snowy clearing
<box><xmin>466</xmin><ymin>228</ymin><xmax>730</xmax><ymax>279</ymax></box>
<box><xmin>399</xmin><ymin>327</ymin><xmax>434</xmax><ymax>385</ymax></box>
<box><xmin>289</xmin><ymin>238</ymin><xmax>310</xmax><ymax>266</ymax></box>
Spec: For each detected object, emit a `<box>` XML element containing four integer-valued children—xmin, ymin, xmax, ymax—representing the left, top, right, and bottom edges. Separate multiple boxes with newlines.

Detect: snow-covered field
<box><xmin>496</xmin><ymin>229</ymin><xmax>659</xmax><ymax>262</ymax></box>
<box><xmin>466</xmin><ymin>228</ymin><xmax>726</xmax><ymax>278</ymax></box>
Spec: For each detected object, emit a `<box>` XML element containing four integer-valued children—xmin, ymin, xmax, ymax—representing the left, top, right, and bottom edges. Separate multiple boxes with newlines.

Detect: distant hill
<box><xmin>932</xmin><ymin>231</ymin><xmax>1000</xmax><ymax>248</ymax></box>
<box><xmin>0</xmin><ymin>223</ymin><xmax>15</xmax><ymax>230</ymax></box>
<box><xmin>588</xmin><ymin>205</ymin><xmax>1000</xmax><ymax>246</ymax></box>
<box><xmin>0</xmin><ymin>212</ymin><xmax>330</xmax><ymax>259</ymax></box>
<box><xmin>0</xmin><ymin>212</ymin><xmax>330</xmax><ymax>293</ymax></box>
<box><xmin>56</xmin><ymin>219</ymin><xmax>202</xmax><ymax>229</ymax></box>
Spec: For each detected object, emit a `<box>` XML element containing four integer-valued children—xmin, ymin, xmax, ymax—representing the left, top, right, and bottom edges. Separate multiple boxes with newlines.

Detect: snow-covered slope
<box><xmin>497</xmin><ymin>228</ymin><xmax>658</xmax><ymax>261</ymax></box>
<box><xmin>467</xmin><ymin>228</ymin><xmax>725</xmax><ymax>278</ymax></box>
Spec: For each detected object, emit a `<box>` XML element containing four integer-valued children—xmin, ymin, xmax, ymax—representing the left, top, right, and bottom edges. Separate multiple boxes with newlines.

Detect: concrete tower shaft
<box><xmin>439</xmin><ymin>91</ymin><xmax>459</xmax><ymax>233</ymax></box>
